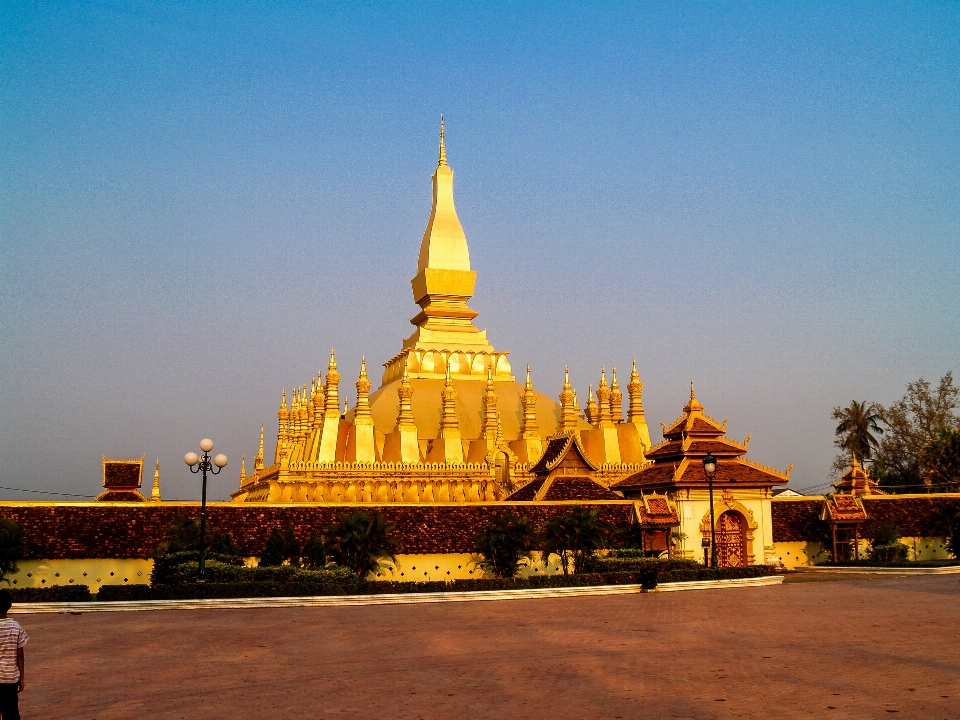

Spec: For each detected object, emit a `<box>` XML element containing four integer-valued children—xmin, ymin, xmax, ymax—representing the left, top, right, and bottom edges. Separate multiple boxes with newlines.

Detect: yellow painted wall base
<box><xmin>771</xmin><ymin>537</ymin><xmax>953</xmax><ymax>570</ymax></box>
<box><xmin>363</xmin><ymin>552</ymin><xmax>568</xmax><ymax>582</ymax></box>
<box><xmin>9</xmin><ymin>559</ymin><xmax>153</xmax><ymax>593</ymax></box>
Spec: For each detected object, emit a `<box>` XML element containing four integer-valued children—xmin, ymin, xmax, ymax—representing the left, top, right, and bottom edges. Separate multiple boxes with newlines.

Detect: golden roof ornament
<box><xmin>151</xmin><ymin>459</ymin><xmax>161</xmax><ymax>502</ymax></box>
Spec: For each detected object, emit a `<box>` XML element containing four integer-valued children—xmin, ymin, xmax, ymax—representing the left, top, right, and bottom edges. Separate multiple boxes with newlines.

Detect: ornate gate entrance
<box><xmin>715</xmin><ymin>511</ymin><xmax>746</xmax><ymax>567</ymax></box>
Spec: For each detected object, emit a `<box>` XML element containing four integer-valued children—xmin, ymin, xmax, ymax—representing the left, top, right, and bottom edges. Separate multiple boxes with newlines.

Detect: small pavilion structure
<box><xmin>96</xmin><ymin>455</ymin><xmax>147</xmax><ymax>502</ymax></box>
<box><xmin>612</xmin><ymin>383</ymin><xmax>791</xmax><ymax>566</ymax></box>
<box><xmin>822</xmin><ymin>493</ymin><xmax>869</xmax><ymax>561</ymax></box>
<box><xmin>506</xmin><ymin>434</ymin><xmax>622</xmax><ymax>501</ymax></box>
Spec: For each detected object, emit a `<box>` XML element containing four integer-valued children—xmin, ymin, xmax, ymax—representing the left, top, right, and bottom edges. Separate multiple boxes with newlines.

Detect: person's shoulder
<box><xmin>0</xmin><ymin>619</ymin><xmax>23</xmax><ymax>630</ymax></box>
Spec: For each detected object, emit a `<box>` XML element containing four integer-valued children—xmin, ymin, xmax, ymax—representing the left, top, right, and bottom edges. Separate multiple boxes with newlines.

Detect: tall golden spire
<box><xmin>324</xmin><ymin>348</ymin><xmax>340</xmax><ymax>415</ymax></box>
<box><xmin>627</xmin><ymin>358</ymin><xmax>645</xmax><ymax>423</ymax></box>
<box><xmin>275</xmin><ymin>389</ymin><xmax>289</xmax><ymax>464</ymax></box>
<box><xmin>610</xmin><ymin>366</ymin><xmax>624</xmax><ymax>423</ymax></box>
<box><xmin>151</xmin><ymin>459</ymin><xmax>161</xmax><ymax>502</ymax></box>
<box><xmin>585</xmin><ymin>384</ymin><xmax>598</xmax><ymax>426</ymax></box>
<box><xmin>559</xmin><ymin>366</ymin><xmax>578</xmax><ymax>433</ymax></box>
<box><xmin>354</xmin><ymin>356</ymin><xmax>372</xmax><ymax>421</ymax></box>
<box><xmin>396</xmin><ymin>356</ymin><xmax>416</xmax><ymax>429</ymax></box>
<box><xmin>482</xmin><ymin>366</ymin><xmax>499</xmax><ymax>444</ymax></box>
<box><xmin>520</xmin><ymin>365</ymin><xmax>539</xmax><ymax>439</ymax></box>
<box><xmin>438</xmin><ymin>115</ymin><xmax>447</xmax><ymax>167</ymax></box>
<box><xmin>255</xmin><ymin>425</ymin><xmax>264</xmax><ymax>470</ymax></box>
<box><xmin>240</xmin><ymin>455</ymin><xmax>247</xmax><ymax>484</ymax></box>
<box><xmin>596</xmin><ymin>367</ymin><xmax>612</xmax><ymax>425</ymax></box>
<box><xmin>440</xmin><ymin>364</ymin><xmax>460</xmax><ymax>438</ymax></box>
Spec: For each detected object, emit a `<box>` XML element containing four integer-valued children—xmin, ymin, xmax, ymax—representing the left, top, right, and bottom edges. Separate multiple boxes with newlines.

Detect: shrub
<box><xmin>0</xmin><ymin>519</ymin><xmax>26</xmax><ymax>584</ymax></box>
<box><xmin>159</xmin><ymin>516</ymin><xmax>239</xmax><ymax>557</ymax></box>
<box><xmin>259</xmin><ymin>527</ymin><xmax>286</xmax><ymax>567</ymax></box>
<box><xmin>302</xmin><ymin>529</ymin><xmax>327</xmax><ymax>569</ymax></box>
<box><xmin>150</xmin><ymin>551</ymin><xmax>243</xmax><ymax>585</ymax></box>
<box><xmin>473</xmin><ymin>513</ymin><xmax>535</xmax><ymax>578</ymax></box>
<box><xmin>9</xmin><ymin>585</ymin><xmax>92</xmax><ymax>603</ymax></box>
<box><xmin>283</xmin><ymin>525</ymin><xmax>302</xmax><ymax>568</ymax></box>
<box><xmin>97</xmin><ymin>580</ymin><xmax>359</xmax><ymax>602</ymax></box>
<box><xmin>539</xmin><ymin>506</ymin><xmax>613</xmax><ymax>575</ymax></box>
<box><xmin>869</xmin><ymin>522</ymin><xmax>908</xmax><ymax>562</ymax></box>
<box><xmin>929</xmin><ymin>500</ymin><xmax>960</xmax><ymax>558</ymax></box>
<box><xmin>327</xmin><ymin>512</ymin><xmax>399</xmax><ymax>578</ymax></box>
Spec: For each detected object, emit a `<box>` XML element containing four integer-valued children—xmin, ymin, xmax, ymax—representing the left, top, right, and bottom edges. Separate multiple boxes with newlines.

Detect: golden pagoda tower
<box><xmin>232</xmin><ymin>121</ymin><xmax>652</xmax><ymax>503</ymax></box>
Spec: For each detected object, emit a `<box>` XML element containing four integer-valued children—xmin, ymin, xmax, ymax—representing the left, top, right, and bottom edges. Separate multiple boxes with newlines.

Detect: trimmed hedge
<box><xmin>821</xmin><ymin>559</ymin><xmax>960</xmax><ymax>568</ymax></box>
<box><xmin>95</xmin><ymin>563</ymin><xmax>778</xmax><ymax>601</ymax></box>
<box><xmin>9</xmin><ymin>585</ymin><xmax>93</xmax><ymax>603</ymax></box>
<box><xmin>97</xmin><ymin>581</ymin><xmax>360</xmax><ymax>601</ymax></box>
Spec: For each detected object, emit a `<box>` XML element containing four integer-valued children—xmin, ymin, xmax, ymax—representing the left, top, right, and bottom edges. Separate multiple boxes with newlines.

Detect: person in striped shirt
<box><xmin>0</xmin><ymin>590</ymin><xmax>27</xmax><ymax>720</ymax></box>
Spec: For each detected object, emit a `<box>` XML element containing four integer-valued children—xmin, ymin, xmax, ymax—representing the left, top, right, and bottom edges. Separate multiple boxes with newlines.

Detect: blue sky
<box><xmin>2</xmin><ymin>2</ymin><xmax>958</xmax><ymax>500</ymax></box>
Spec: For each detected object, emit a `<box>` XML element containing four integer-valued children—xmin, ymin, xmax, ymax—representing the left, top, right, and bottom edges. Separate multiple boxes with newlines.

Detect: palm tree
<box><xmin>327</xmin><ymin>512</ymin><xmax>399</xmax><ymax>578</ymax></box>
<box><xmin>473</xmin><ymin>513</ymin><xmax>535</xmax><ymax>578</ymax></box>
<box><xmin>833</xmin><ymin>400</ymin><xmax>884</xmax><ymax>463</ymax></box>
<box><xmin>540</xmin><ymin>507</ymin><xmax>612</xmax><ymax>575</ymax></box>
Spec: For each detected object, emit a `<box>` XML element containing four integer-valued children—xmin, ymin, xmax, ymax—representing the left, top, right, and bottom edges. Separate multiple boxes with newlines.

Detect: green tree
<box><xmin>921</xmin><ymin>426</ymin><xmax>960</xmax><ymax>492</ymax></box>
<box><xmin>161</xmin><ymin>516</ymin><xmax>238</xmax><ymax>557</ymax></box>
<box><xmin>929</xmin><ymin>500</ymin><xmax>960</xmax><ymax>558</ymax></box>
<box><xmin>868</xmin><ymin>522</ymin><xmax>907</xmax><ymax>563</ymax></box>
<box><xmin>283</xmin><ymin>525</ymin><xmax>302</xmax><ymax>567</ymax></box>
<box><xmin>540</xmin><ymin>507</ymin><xmax>612</xmax><ymax>575</ymax></box>
<box><xmin>301</xmin><ymin>529</ymin><xmax>327</xmax><ymax>569</ymax></box>
<box><xmin>875</xmin><ymin>373</ymin><xmax>959</xmax><ymax>492</ymax></box>
<box><xmin>473</xmin><ymin>513</ymin><xmax>535</xmax><ymax>578</ymax></box>
<box><xmin>259</xmin><ymin>527</ymin><xmax>286</xmax><ymax>567</ymax></box>
<box><xmin>327</xmin><ymin>512</ymin><xmax>399</xmax><ymax>578</ymax></box>
<box><xmin>832</xmin><ymin>400</ymin><xmax>884</xmax><ymax>465</ymax></box>
<box><xmin>0</xmin><ymin>519</ymin><xmax>26</xmax><ymax>584</ymax></box>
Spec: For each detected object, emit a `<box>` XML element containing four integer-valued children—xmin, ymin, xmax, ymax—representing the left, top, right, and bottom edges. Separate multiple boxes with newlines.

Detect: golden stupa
<box><xmin>233</xmin><ymin>121</ymin><xmax>652</xmax><ymax>503</ymax></box>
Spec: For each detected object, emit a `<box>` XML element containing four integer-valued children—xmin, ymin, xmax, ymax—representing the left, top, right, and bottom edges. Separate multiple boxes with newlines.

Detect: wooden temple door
<box><xmin>715</xmin><ymin>511</ymin><xmax>747</xmax><ymax>567</ymax></box>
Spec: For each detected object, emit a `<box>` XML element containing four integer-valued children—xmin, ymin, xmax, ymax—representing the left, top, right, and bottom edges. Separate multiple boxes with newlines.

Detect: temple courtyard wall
<box><xmin>1</xmin><ymin>494</ymin><xmax>958</xmax><ymax>591</ymax></box>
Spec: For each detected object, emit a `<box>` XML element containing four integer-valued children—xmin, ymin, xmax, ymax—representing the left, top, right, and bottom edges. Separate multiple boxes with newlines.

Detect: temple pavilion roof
<box><xmin>612</xmin><ymin>383</ymin><xmax>791</xmax><ymax>494</ymax></box>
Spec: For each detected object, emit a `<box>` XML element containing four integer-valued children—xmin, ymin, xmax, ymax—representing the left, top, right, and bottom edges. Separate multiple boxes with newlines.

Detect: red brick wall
<box><xmin>772</xmin><ymin>496</ymin><xmax>960</xmax><ymax>542</ymax></box>
<box><xmin>0</xmin><ymin>502</ymin><xmax>635</xmax><ymax>560</ymax></box>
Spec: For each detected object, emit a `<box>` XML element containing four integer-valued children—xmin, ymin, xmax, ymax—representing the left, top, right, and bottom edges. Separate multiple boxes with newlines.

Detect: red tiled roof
<box><xmin>103</xmin><ymin>462</ymin><xmax>142</xmax><ymax>488</ymax></box>
<box><xmin>539</xmin><ymin>477</ymin><xmax>623</xmax><ymax>501</ymax></box>
<box><xmin>506</xmin><ymin>479</ymin><xmax>546</xmax><ymax>501</ymax></box>
<box><xmin>528</xmin><ymin>438</ymin><xmax>569</xmax><ymax>474</ymax></box>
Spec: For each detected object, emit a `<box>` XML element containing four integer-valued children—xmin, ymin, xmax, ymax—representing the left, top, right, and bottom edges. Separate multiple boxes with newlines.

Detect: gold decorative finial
<box><xmin>329</xmin><ymin>347</ymin><xmax>337</xmax><ymax>370</ymax></box>
<box><xmin>438</xmin><ymin>115</ymin><xmax>447</xmax><ymax>167</ymax></box>
<box><xmin>151</xmin><ymin>459</ymin><xmax>161</xmax><ymax>502</ymax></box>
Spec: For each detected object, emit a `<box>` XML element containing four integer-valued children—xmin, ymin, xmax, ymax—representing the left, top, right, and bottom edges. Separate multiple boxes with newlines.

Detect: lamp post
<box><xmin>702</xmin><ymin>452</ymin><xmax>718</xmax><ymax>568</ymax></box>
<box><xmin>184</xmin><ymin>438</ymin><xmax>228</xmax><ymax>581</ymax></box>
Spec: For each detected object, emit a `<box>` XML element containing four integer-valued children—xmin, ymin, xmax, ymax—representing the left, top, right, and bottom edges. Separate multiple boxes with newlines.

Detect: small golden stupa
<box><xmin>233</xmin><ymin>121</ymin><xmax>652</xmax><ymax>503</ymax></box>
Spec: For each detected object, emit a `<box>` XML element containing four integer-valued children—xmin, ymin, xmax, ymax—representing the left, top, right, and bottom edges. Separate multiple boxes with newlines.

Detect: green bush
<box><xmin>97</xmin><ymin>581</ymin><xmax>360</xmax><ymax>601</ymax></box>
<box><xmin>151</xmin><ymin>551</ymin><xmax>244</xmax><ymax>585</ymax></box>
<box><xmin>327</xmin><ymin>511</ymin><xmax>399</xmax><ymax>578</ymax></box>
<box><xmin>473</xmin><ymin>513</ymin><xmax>535</xmax><ymax>578</ymax></box>
<box><xmin>539</xmin><ymin>506</ymin><xmax>613</xmax><ymax>575</ymax></box>
<box><xmin>9</xmin><ymin>585</ymin><xmax>92</xmax><ymax>603</ymax></box>
<box><xmin>869</xmin><ymin>522</ymin><xmax>909</xmax><ymax>562</ymax></box>
<box><xmin>822</xmin><ymin>559</ymin><xmax>960</xmax><ymax>567</ymax></box>
<box><xmin>0</xmin><ymin>519</ymin><xmax>26</xmax><ymax>584</ymax></box>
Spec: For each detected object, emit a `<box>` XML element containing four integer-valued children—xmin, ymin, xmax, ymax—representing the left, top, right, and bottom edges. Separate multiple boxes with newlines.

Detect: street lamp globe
<box><xmin>184</xmin><ymin>452</ymin><xmax>199</xmax><ymax>466</ymax></box>
<box><xmin>703</xmin><ymin>452</ymin><xmax>717</xmax><ymax>478</ymax></box>
<box><xmin>213</xmin><ymin>454</ymin><xmax>229</xmax><ymax>468</ymax></box>
<box><xmin>199</xmin><ymin>438</ymin><xmax>214</xmax><ymax>452</ymax></box>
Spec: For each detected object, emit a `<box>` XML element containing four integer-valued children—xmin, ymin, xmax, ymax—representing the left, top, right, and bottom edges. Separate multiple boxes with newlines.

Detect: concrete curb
<box><xmin>11</xmin><ymin>575</ymin><xmax>783</xmax><ymax>614</ymax></box>
<box><xmin>793</xmin><ymin>566</ymin><xmax>960</xmax><ymax>575</ymax></box>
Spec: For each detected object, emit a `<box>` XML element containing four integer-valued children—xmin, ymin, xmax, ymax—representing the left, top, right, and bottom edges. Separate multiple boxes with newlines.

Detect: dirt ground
<box><xmin>16</xmin><ymin>573</ymin><xmax>960</xmax><ymax>719</ymax></box>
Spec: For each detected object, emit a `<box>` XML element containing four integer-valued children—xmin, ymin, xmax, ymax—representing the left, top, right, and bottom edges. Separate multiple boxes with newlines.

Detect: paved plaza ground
<box><xmin>17</xmin><ymin>573</ymin><xmax>960</xmax><ymax>719</ymax></box>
